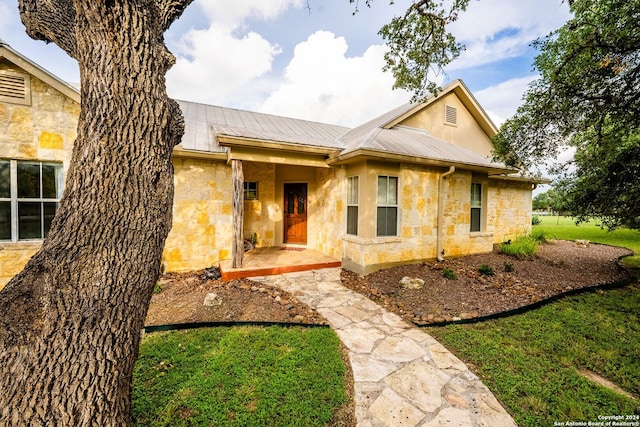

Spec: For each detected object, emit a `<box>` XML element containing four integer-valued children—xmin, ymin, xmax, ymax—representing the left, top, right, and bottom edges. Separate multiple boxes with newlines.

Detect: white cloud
<box><xmin>474</xmin><ymin>76</ymin><xmax>536</xmax><ymax>125</ymax></box>
<box><xmin>166</xmin><ymin>26</ymin><xmax>280</xmax><ymax>105</ymax></box>
<box><xmin>195</xmin><ymin>0</ymin><xmax>302</xmax><ymax>29</ymax></box>
<box><xmin>166</xmin><ymin>0</ymin><xmax>304</xmax><ymax>106</ymax></box>
<box><xmin>448</xmin><ymin>0</ymin><xmax>572</xmax><ymax>69</ymax></box>
<box><xmin>258</xmin><ymin>31</ymin><xmax>412</xmax><ymax>127</ymax></box>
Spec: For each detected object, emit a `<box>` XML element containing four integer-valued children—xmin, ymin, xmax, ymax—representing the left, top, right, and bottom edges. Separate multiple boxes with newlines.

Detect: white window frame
<box><xmin>0</xmin><ymin>159</ymin><xmax>63</xmax><ymax>242</ymax></box>
<box><xmin>346</xmin><ymin>176</ymin><xmax>359</xmax><ymax>236</ymax></box>
<box><xmin>376</xmin><ymin>175</ymin><xmax>398</xmax><ymax>237</ymax></box>
<box><xmin>470</xmin><ymin>182</ymin><xmax>482</xmax><ymax>232</ymax></box>
<box><xmin>243</xmin><ymin>181</ymin><xmax>258</xmax><ymax>200</ymax></box>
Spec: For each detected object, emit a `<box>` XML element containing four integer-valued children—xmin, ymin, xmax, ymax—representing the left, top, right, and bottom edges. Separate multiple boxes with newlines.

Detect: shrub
<box><xmin>500</xmin><ymin>232</ymin><xmax>549</xmax><ymax>258</ymax></box>
<box><xmin>153</xmin><ymin>283</ymin><xmax>163</xmax><ymax>294</ymax></box>
<box><xmin>443</xmin><ymin>268</ymin><xmax>457</xmax><ymax>280</ymax></box>
<box><xmin>504</xmin><ymin>262</ymin><xmax>515</xmax><ymax>273</ymax></box>
<box><xmin>478</xmin><ymin>264</ymin><xmax>494</xmax><ymax>276</ymax></box>
<box><xmin>532</xmin><ymin>215</ymin><xmax>542</xmax><ymax>225</ymax></box>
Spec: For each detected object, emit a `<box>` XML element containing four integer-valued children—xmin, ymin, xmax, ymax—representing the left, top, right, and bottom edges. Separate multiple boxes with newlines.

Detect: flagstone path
<box><xmin>252</xmin><ymin>267</ymin><xmax>516</xmax><ymax>427</ymax></box>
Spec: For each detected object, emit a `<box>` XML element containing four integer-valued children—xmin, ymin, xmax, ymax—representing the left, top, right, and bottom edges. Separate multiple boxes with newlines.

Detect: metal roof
<box><xmin>178</xmin><ymin>95</ymin><xmax>514</xmax><ymax>173</ymax></box>
<box><xmin>178</xmin><ymin>100</ymin><xmax>348</xmax><ymax>153</ymax></box>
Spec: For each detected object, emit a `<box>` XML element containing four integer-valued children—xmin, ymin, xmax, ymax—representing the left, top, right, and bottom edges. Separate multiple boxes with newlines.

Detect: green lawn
<box><xmin>132</xmin><ymin>325</ymin><xmax>348</xmax><ymax>426</ymax></box>
<box><xmin>427</xmin><ymin>217</ymin><xmax>640</xmax><ymax>426</ymax></box>
<box><xmin>534</xmin><ymin>215</ymin><xmax>640</xmax><ymax>268</ymax></box>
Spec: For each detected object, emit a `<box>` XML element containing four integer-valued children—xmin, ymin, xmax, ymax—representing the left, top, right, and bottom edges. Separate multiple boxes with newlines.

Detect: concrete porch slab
<box><xmin>219</xmin><ymin>247</ymin><xmax>341</xmax><ymax>281</ymax></box>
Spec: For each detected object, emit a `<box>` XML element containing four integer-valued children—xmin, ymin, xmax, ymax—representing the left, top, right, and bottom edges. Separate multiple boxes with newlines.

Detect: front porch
<box><xmin>219</xmin><ymin>247</ymin><xmax>342</xmax><ymax>281</ymax></box>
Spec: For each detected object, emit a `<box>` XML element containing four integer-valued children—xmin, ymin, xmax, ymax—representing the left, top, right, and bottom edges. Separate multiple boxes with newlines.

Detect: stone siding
<box><xmin>341</xmin><ymin>167</ymin><xmax>528</xmax><ymax>275</ymax></box>
<box><xmin>242</xmin><ymin>162</ymin><xmax>276</xmax><ymax>247</ymax></box>
<box><xmin>0</xmin><ymin>63</ymin><xmax>79</xmax><ymax>289</ymax></box>
<box><xmin>488</xmin><ymin>179</ymin><xmax>533</xmax><ymax>243</ymax></box>
<box><xmin>313</xmin><ymin>166</ymin><xmax>346</xmax><ymax>259</ymax></box>
<box><xmin>162</xmin><ymin>158</ymin><xmax>233</xmax><ymax>272</ymax></box>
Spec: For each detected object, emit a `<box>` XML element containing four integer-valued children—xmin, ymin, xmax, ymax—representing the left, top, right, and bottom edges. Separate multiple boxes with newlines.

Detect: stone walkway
<box><xmin>253</xmin><ymin>268</ymin><xmax>516</xmax><ymax>427</ymax></box>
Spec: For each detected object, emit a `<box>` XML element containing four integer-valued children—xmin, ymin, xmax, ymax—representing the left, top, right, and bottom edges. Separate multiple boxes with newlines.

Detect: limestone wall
<box><xmin>0</xmin><ymin>63</ymin><xmax>79</xmax><ymax>288</ymax></box>
<box><xmin>242</xmin><ymin>162</ymin><xmax>276</xmax><ymax>247</ymax></box>
<box><xmin>162</xmin><ymin>157</ymin><xmax>233</xmax><ymax>272</ymax></box>
<box><xmin>340</xmin><ymin>166</ymin><xmax>526</xmax><ymax>275</ymax></box>
<box><xmin>488</xmin><ymin>179</ymin><xmax>533</xmax><ymax>243</ymax></box>
<box><xmin>313</xmin><ymin>166</ymin><xmax>346</xmax><ymax>259</ymax></box>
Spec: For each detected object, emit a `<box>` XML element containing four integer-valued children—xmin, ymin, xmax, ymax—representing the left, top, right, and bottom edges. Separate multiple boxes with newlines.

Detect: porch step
<box><xmin>218</xmin><ymin>247</ymin><xmax>341</xmax><ymax>281</ymax></box>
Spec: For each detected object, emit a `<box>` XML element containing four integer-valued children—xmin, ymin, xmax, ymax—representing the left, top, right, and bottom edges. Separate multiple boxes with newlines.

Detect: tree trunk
<box><xmin>232</xmin><ymin>159</ymin><xmax>244</xmax><ymax>268</ymax></box>
<box><xmin>0</xmin><ymin>1</ymin><xmax>192</xmax><ymax>425</ymax></box>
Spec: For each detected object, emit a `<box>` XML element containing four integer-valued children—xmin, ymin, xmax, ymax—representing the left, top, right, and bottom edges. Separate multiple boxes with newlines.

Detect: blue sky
<box><xmin>0</xmin><ymin>0</ymin><xmax>571</xmax><ymax>128</ymax></box>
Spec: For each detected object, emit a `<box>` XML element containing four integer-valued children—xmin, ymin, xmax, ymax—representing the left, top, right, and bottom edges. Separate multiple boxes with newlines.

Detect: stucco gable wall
<box><xmin>0</xmin><ymin>61</ymin><xmax>79</xmax><ymax>289</ymax></box>
<box><xmin>398</xmin><ymin>92</ymin><xmax>495</xmax><ymax>158</ymax></box>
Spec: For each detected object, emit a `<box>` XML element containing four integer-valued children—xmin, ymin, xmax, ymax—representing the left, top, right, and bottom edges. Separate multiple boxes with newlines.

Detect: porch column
<box><xmin>232</xmin><ymin>159</ymin><xmax>244</xmax><ymax>268</ymax></box>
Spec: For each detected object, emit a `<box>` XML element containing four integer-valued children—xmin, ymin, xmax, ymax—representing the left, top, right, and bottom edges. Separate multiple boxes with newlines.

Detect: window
<box><xmin>444</xmin><ymin>105</ymin><xmax>457</xmax><ymax>126</ymax></box>
<box><xmin>346</xmin><ymin>176</ymin><xmax>358</xmax><ymax>235</ymax></box>
<box><xmin>0</xmin><ymin>160</ymin><xmax>63</xmax><ymax>241</ymax></box>
<box><xmin>470</xmin><ymin>182</ymin><xmax>482</xmax><ymax>232</ymax></box>
<box><xmin>0</xmin><ymin>70</ymin><xmax>31</xmax><ymax>105</ymax></box>
<box><xmin>377</xmin><ymin>175</ymin><xmax>398</xmax><ymax>237</ymax></box>
<box><xmin>243</xmin><ymin>181</ymin><xmax>258</xmax><ymax>200</ymax></box>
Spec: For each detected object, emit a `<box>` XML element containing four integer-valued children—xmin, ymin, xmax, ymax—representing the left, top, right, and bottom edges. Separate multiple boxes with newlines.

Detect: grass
<box><xmin>427</xmin><ymin>284</ymin><xmax>640</xmax><ymax>426</ymax></box>
<box><xmin>132</xmin><ymin>325</ymin><xmax>348</xmax><ymax>426</ymax></box>
<box><xmin>426</xmin><ymin>216</ymin><xmax>640</xmax><ymax>426</ymax></box>
<box><xmin>534</xmin><ymin>215</ymin><xmax>640</xmax><ymax>268</ymax></box>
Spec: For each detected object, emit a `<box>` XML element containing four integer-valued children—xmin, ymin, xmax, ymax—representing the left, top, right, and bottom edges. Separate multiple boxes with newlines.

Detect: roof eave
<box><xmin>0</xmin><ymin>43</ymin><xmax>80</xmax><ymax>103</ymax></box>
<box><xmin>217</xmin><ymin>134</ymin><xmax>342</xmax><ymax>156</ymax></box>
<box><xmin>328</xmin><ymin>148</ymin><xmax>518</xmax><ymax>175</ymax></box>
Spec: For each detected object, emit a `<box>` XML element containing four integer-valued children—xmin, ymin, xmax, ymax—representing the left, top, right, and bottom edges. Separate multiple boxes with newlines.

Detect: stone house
<box><xmin>0</xmin><ymin>41</ymin><xmax>537</xmax><ymax>287</ymax></box>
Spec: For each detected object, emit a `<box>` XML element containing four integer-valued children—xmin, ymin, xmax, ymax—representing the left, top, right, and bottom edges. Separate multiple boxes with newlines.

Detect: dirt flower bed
<box><xmin>145</xmin><ymin>240</ymin><xmax>633</xmax><ymax>327</ymax></box>
<box><xmin>145</xmin><ymin>274</ymin><xmax>326</xmax><ymax>326</ymax></box>
<box><xmin>341</xmin><ymin>240</ymin><xmax>633</xmax><ymax>325</ymax></box>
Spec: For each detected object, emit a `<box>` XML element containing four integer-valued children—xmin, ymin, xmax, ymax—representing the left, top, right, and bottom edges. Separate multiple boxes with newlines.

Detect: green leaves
<box><xmin>493</xmin><ymin>0</ymin><xmax>640</xmax><ymax>230</ymax></box>
<box><xmin>379</xmin><ymin>0</ymin><xmax>471</xmax><ymax>100</ymax></box>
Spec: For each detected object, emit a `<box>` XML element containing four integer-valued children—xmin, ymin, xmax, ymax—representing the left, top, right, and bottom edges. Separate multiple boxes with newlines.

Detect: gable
<box><xmin>396</xmin><ymin>91</ymin><xmax>495</xmax><ymax>158</ymax></box>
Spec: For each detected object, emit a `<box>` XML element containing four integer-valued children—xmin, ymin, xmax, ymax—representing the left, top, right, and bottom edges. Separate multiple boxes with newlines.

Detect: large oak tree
<box><xmin>0</xmin><ymin>1</ymin><xmax>469</xmax><ymax>424</ymax></box>
<box><xmin>492</xmin><ymin>0</ymin><xmax>640</xmax><ymax>229</ymax></box>
<box><xmin>0</xmin><ymin>0</ymin><xmax>193</xmax><ymax>424</ymax></box>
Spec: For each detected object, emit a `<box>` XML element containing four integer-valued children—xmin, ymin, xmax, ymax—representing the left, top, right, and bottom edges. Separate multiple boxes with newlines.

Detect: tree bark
<box><xmin>0</xmin><ymin>0</ymin><xmax>193</xmax><ymax>425</ymax></box>
<box><xmin>232</xmin><ymin>159</ymin><xmax>244</xmax><ymax>268</ymax></box>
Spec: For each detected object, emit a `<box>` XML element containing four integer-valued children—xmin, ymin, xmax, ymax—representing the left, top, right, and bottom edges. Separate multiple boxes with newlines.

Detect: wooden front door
<box><xmin>283</xmin><ymin>183</ymin><xmax>307</xmax><ymax>244</ymax></box>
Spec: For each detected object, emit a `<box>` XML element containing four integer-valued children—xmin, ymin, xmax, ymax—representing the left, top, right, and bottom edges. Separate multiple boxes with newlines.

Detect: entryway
<box><xmin>283</xmin><ymin>183</ymin><xmax>307</xmax><ymax>244</ymax></box>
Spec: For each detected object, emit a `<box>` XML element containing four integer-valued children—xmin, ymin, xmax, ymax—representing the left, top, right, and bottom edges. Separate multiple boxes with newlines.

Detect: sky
<box><xmin>0</xmin><ymin>0</ymin><xmax>572</xmax><ymax>129</ymax></box>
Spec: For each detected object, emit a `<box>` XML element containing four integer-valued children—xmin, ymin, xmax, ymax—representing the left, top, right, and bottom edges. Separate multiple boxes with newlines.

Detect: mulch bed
<box><xmin>146</xmin><ymin>240</ymin><xmax>634</xmax><ymax>328</ymax></box>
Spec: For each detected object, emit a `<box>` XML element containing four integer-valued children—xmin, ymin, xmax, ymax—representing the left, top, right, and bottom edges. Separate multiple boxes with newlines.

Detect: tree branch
<box><xmin>18</xmin><ymin>0</ymin><xmax>78</xmax><ymax>58</ymax></box>
<box><xmin>156</xmin><ymin>0</ymin><xmax>195</xmax><ymax>32</ymax></box>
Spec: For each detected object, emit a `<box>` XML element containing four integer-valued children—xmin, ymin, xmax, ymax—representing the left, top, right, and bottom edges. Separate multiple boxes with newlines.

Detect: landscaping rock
<box><xmin>400</xmin><ymin>276</ymin><xmax>425</xmax><ymax>289</ymax></box>
<box><xmin>203</xmin><ymin>293</ymin><xmax>222</xmax><ymax>306</ymax></box>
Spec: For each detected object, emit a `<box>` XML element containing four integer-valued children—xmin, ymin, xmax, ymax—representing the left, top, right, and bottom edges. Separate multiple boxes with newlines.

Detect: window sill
<box><xmin>0</xmin><ymin>241</ymin><xmax>43</xmax><ymax>251</ymax></box>
<box><xmin>342</xmin><ymin>234</ymin><xmax>402</xmax><ymax>245</ymax></box>
<box><xmin>470</xmin><ymin>232</ymin><xmax>493</xmax><ymax>238</ymax></box>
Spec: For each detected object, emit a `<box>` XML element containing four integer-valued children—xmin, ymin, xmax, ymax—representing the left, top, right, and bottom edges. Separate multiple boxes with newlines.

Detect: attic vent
<box><xmin>0</xmin><ymin>70</ymin><xmax>31</xmax><ymax>105</ymax></box>
<box><xmin>444</xmin><ymin>105</ymin><xmax>457</xmax><ymax>125</ymax></box>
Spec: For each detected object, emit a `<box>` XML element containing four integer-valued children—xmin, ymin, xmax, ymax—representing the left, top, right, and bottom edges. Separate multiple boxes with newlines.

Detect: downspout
<box><xmin>436</xmin><ymin>166</ymin><xmax>456</xmax><ymax>262</ymax></box>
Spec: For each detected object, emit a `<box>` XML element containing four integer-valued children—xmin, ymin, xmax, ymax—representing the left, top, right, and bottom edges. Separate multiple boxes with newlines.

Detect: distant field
<box><xmin>533</xmin><ymin>215</ymin><xmax>640</xmax><ymax>268</ymax></box>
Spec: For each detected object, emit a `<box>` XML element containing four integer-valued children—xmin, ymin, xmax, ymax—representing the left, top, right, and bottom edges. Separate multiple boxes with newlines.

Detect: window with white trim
<box><xmin>377</xmin><ymin>175</ymin><xmax>398</xmax><ymax>237</ymax></box>
<box><xmin>0</xmin><ymin>159</ymin><xmax>63</xmax><ymax>241</ymax></box>
<box><xmin>470</xmin><ymin>182</ymin><xmax>482</xmax><ymax>232</ymax></box>
<box><xmin>243</xmin><ymin>181</ymin><xmax>258</xmax><ymax>200</ymax></box>
<box><xmin>346</xmin><ymin>176</ymin><xmax>358</xmax><ymax>235</ymax></box>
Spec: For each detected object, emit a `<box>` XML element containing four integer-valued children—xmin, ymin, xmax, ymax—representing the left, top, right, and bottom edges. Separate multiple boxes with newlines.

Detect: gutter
<box><xmin>436</xmin><ymin>166</ymin><xmax>456</xmax><ymax>262</ymax></box>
